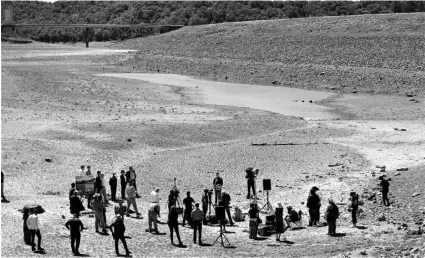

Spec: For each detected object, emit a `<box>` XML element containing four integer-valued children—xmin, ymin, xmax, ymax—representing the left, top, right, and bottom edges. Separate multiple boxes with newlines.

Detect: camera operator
<box><xmin>213</xmin><ymin>172</ymin><xmax>223</xmax><ymax>205</ymax></box>
<box><xmin>215</xmin><ymin>200</ymin><xmax>226</xmax><ymax>233</ymax></box>
<box><xmin>221</xmin><ymin>190</ymin><xmax>234</xmax><ymax>226</ymax></box>
<box><xmin>245</xmin><ymin>167</ymin><xmax>258</xmax><ymax>199</ymax></box>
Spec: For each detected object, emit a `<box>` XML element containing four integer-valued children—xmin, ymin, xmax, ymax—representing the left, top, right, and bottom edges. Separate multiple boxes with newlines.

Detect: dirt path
<box><xmin>1</xmin><ymin>42</ymin><xmax>424</xmax><ymax>257</ymax></box>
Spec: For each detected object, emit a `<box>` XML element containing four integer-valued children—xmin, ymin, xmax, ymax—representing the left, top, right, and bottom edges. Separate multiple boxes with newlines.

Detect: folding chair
<box><xmin>289</xmin><ymin>210</ymin><xmax>303</xmax><ymax>229</ymax></box>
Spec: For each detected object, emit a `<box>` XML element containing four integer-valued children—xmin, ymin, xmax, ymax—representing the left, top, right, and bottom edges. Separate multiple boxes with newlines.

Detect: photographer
<box><xmin>213</xmin><ymin>172</ymin><xmax>223</xmax><ymax>205</ymax></box>
<box><xmin>221</xmin><ymin>190</ymin><xmax>234</xmax><ymax>226</ymax></box>
<box><xmin>245</xmin><ymin>167</ymin><xmax>258</xmax><ymax>199</ymax></box>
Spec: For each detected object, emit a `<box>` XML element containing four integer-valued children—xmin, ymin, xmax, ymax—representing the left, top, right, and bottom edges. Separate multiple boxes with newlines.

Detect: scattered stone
<box><xmin>127</xmin><ymin>139</ymin><xmax>132</xmax><ymax>142</ymax></box>
<box><xmin>62</xmin><ymin>215</ymin><xmax>65</xmax><ymax>219</ymax></box>
<box><xmin>45</xmin><ymin>158</ymin><xmax>52</xmax><ymax>162</ymax></box>
<box><xmin>360</xmin><ymin>250</ymin><xmax>367</xmax><ymax>255</ymax></box>
<box><xmin>377</xmin><ymin>213</ymin><xmax>386</xmax><ymax>221</ymax></box>
<box><xmin>319</xmin><ymin>72</ymin><xmax>325</xmax><ymax>75</ymax></box>
<box><xmin>395</xmin><ymin>172</ymin><xmax>401</xmax><ymax>176</ymax></box>
<box><xmin>308</xmin><ymin>100</ymin><xmax>313</xmax><ymax>103</ymax></box>
<box><xmin>412</xmin><ymin>192</ymin><xmax>421</xmax><ymax>197</ymax></box>
<box><xmin>328</xmin><ymin>163</ymin><xmax>342</xmax><ymax>167</ymax></box>
<box><xmin>396</xmin><ymin>168</ymin><xmax>408</xmax><ymax>171</ymax></box>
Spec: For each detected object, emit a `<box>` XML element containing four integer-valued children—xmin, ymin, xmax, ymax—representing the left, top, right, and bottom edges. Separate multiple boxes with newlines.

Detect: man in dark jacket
<box><xmin>120</xmin><ymin>170</ymin><xmax>126</xmax><ymax>200</ymax></box>
<box><xmin>182</xmin><ymin>191</ymin><xmax>195</xmax><ymax>228</ymax></box>
<box><xmin>65</xmin><ymin>214</ymin><xmax>84</xmax><ymax>255</ymax></box>
<box><xmin>221</xmin><ymin>190</ymin><xmax>234</xmax><ymax>226</ymax></box>
<box><xmin>245</xmin><ymin>167</ymin><xmax>258</xmax><ymax>199</ymax></box>
<box><xmin>69</xmin><ymin>183</ymin><xmax>76</xmax><ymax>200</ymax></box>
<box><xmin>1</xmin><ymin>171</ymin><xmax>8</xmax><ymax>202</ymax></box>
<box><xmin>95</xmin><ymin>171</ymin><xmax>102</xmax><ymax>193</ymax></box>
<box><xmin>306</xmin><ymin>186</ymin><xmax>321</xmax><ymax>226</ymax></box>
<box><xmin>110</xmin><ymin>215</ymin><xmax>130</xmax><ymax>256</ymax></box>
<box><xmin>325</xmin><ymin>198</ymin><xmax>339</xmax><ymax>236</ymax></box>
<box><xmin>69</xmin><ymin>191</ymin><xmax>84</xmax><ymax>216</ymax></box>
<box><xmin>109</xmin><ymin>173</ymin><xmax>118</xmax><ymax>202</ymax></box>
<box><xmin>380</xmin><ymin>176</ymin><xmax>390</xmax><ymax>206</ymax></box>
<box><xmin>213</xmin><ymin>172</ymin><xmax>223</xmax><ymax>205</ymax></box>
<box><xmin>125</xmin><ymin>166</ymin><xmax>140</xmax><ymax>198</ymax></box>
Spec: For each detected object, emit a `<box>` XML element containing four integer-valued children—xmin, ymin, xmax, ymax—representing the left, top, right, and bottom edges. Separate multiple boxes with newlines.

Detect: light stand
<box><xmin>212</xmin><ymin>221</ymin><xmax>231</xmax><ymax>247</ymax></box>
<box><xmin>260</xmin><ymin>190</ymin><xmax>274</xmax><ymax>213</ymax></box>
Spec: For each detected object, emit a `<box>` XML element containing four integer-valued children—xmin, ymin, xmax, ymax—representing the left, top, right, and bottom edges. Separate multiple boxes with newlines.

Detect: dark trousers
<box><xmin>247</xmin><ymin>179</ymin><xmax>255</xmax><ymax>198</ymax></box>
<box><xmin>224</xmin><ymin>206</ymin><xmax>233</xmax><ymax>225</ymax></box>
<box><xmin>183</xmin><ymin>209</ymin><xmax>193</xmax><ymax>227</ymax></box>
<box><xmin>29</xmin><ymin>230</ymin><xmax>42</xmax><ymax>250</ymax></box>
<box><xmin>114</xmin><ymin>236</ymin><xmax>129</xmax><ymax>255</ymax></box>
<box><xmin>352</xmin><ymin>208</ymin><xmax>358</xmax><ymax>224</ymax></box>
<box><xmin>249</xmin><ymin>220</ymin><xmax>258</xmax><ymax>239</ymax></box>
<box><xmin>214</xmin><ymin>189</ymin><xmax>221</xmax><ymax>204</ymax></box>
<box><xmin>87</xmin><ymin>195</ymin><xmax>92</xmax><ymax>208</ymax></box>
<box><xmin>121</xmin><ymin>185</ymin><xmax>126</xmax><ymax>199</ymax></box>
<box><xmin>193</xmin><ymin>221</ymin><xmax>202</xmax><ymax>243</ymax></box>
<box><xmin>202</xmin><ymin>205</ymin><xmax>208</xmax><ymax>219</ymax></box>
<box><xmin>382</xmin><ymin>191</ymin><xmax>390</xmax><ymax>206</ymax></box>
<box><xmin>309</xmin><ymin>208</ymin><xmax>320</xmax><ymax>226</ymax></box>
<box><xmin>70</xmin><ymin>232</ymin><xmax>81</xmax><ymax>253</ymax></box>
<box><xmin>23</xmin><ymin>224</ymin><xmax>31</xmax><ymax>245</ymax></box>
<box><xmin>327</xmin><ymin>219</ymin><xmax>336</xmax><ymax>235</ymax></box>
<box><xmin>168</xmin><ymin>223</ymin><xmax>182</xmax><ymax>244</ymax></box>
<box><xmin>111</xmin><ymin>186</ymin><xmax>117</xmax><ymax>201</ymax></box>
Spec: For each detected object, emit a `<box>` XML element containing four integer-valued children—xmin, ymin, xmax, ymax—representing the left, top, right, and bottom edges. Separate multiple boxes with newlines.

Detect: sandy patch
<box><xmin>97</xmin><ymin>73</ymin><xmax>338</xmax><ymax>120</ymax></box>
<box><xmin>323</xmin><ymin>120</ymin><xmax>425</xmax><ymax>170</ymax></box>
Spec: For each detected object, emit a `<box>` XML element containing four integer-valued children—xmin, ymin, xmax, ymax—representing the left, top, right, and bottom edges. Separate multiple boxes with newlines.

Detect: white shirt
<box><xmin>100</xmin><ymin>175</ymin><xmax>105</xmax><ymax>187</ymax></box>
<box><xmin>151</xmin><ymin>191</ymin><xmax>161</xmax><ymax>203</ymax></box>
<box><xmin>26</xmin><ymin>214</ymin><xmax>39</xmax><ymax>230</ymax></box>
<box><xmin>129</xmin><ymin>170</ymin><xmax>135</xmax><ymax>181</ymax></box>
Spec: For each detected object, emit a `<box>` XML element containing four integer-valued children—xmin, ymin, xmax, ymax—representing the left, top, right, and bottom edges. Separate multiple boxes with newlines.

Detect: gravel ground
<box><xmin>2</xmin><ymin>21</ymin><xmax>425</xmax><ymax>258</ymax></box>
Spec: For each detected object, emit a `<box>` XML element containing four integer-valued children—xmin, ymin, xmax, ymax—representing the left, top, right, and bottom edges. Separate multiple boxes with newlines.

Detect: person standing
<box><xmin>213</xmin><ymin>172</ymin><xmax>223</xmax><ymax>205</ymax></box>
<box><xmin>100</xmin><ymin>173</ymin><xmax>108</xmax><ymax>204</ymax></box>
<box><xmin>148</xmin><ymin>203</ymin><xmax>160</xmax><ymax>234</ymax></box>
<box><xmin>380</xmin><ymin>176</ymin><xmax>390</xmax><ymax>206</ymax></box>
<box><xmin>306</xmin><ymin>186</ymin><xmax>321</xmax><ymax>226</ymax></box>
<box><xmin>70</xmin><ymin>191</ymin><xmax>84</xmax><ymax>216</ymax></box>
<box><xmin>248</xmin><ymin>203</ymin><xmax>259</xmax><ymax>239</ymax></box>
<box><xmin>110</xmin><ymin>215</ymin><xmax>131</xmax><ymax>256</ymax></box>
<box><xmin>182</xmin><ymin>191</ymin><xmax>195</xmax><ymax>228</ymax></box>
<box><xmin>65</xmin><ymin>214</ymin><xmax>84</xmax><ymax>255</ymax></box>
<box><xmin>150</xmin><ymin>188</ymin><xmax>162</xmax><ymax>216</ymax></box>
<box><xmin>126</xmin><ymin>166</ymin><xmax>140</xmax><ymax>198</ymax></box>
<box><xmin>23</xmin><ymin>208</ymin><xmax>31</xmax><ymax>245</ymax></box>
<box><xmin>69</xmin><ymin>183</ymin><xmax>76</xmax><ymax>200</ymax></box>
<box><xmin>221</xmin><ymin>190</ymin><xmax>234</xmax><ymax>226</ymax></box>
<box><xmin>79</xmin><ymin>166</ymin><xmax>86</xmax><ymax>176</ymax></box>
<box><xmin>168</xmin><ymin>190</ymin><xmax>177</xmax><ymax>212</ymax></box>
<box><xmin>2</xmin><ymin>171</ymin><xmax>9</xmax><ymax>202</ymax></box>
<box><xmin>114</xmin><ymin>199</ymin><xmax>127</xmax><ymax>220</ymax></box>
<box><xmin>191</xmin><ymin>203</ymin><xmax>204</xmax><ymax>245</ymax></box>
<box><xmin>168</xmin><ymin>205</ymin><xmax>183</xmax><ymax>246</ymax></box>
<box><xmin>91</xmin><ymin>193</ymin><xmax>107</xmax><ymax>234</ymax></box>
<box><xmin>26</xmin><ymin>209</ymin><xmax>44</xmax><ymax>252</ymax></box>
<box><xmin>275</xmin><ymin>202</ymin><xmax>285</xmax><ymax>241</ymax></box>
<box><xmin>120</xmin><ymin>170</ymin><xmax>126</xmax><ymax>200</ymax></box>
<box><xmin>350</xmin><ymin>192</ymin><xmax>359</xmax><ymax>227</ymax></box>
<box><xmin>86</xmin><ymin>166</ymin><xmax>92</xmax><ymax>176</ymax></box>
<box><xmin>125</xmin><ymin>181</ymin><xmax>141</xmax><ymax>218</ymax></box>
<box><xmin>245</xmin><ymin>167</ymin><xmax>257</xmax><ymax>199</ymax></box>
<box><xmin>201</xmin><ymin>189</ymin><xmax>209</xmax><ymax>220</ymax></box>
<box><xmin>325</xmin><ymin>198</ymin><xmax>339</xmax><ymax>236</ymax></box>
<box><xmin>109</xmin><ymin>173</ymin><xmax>118</xmax><ymax>202</ymax></box>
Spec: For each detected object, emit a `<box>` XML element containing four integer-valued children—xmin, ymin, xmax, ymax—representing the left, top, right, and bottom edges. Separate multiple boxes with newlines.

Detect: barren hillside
<box><xmin>116</xmin><ymin>13</ymin><xmax>425</xmax><ymax>96</ymax></box>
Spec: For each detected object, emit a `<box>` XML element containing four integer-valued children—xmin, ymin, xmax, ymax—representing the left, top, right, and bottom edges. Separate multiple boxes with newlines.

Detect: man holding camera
<box><xmin>213</xmin><ymin>172</ymin><xmax>223</xmax><ymax>205</ymax></box>
<box><xmin>221</xmin><ymin>190</ymin><xmax>234</xmax><ymax>226</ymax></box>
<box><xmin>245</xmin><ymin>167</ymin><xmax>258</xmax><ymax>199</ymax></box>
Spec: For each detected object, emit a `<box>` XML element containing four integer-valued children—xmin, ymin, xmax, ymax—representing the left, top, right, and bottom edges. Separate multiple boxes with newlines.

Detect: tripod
<box><xmin>212</xmin><ymin>221</ymin><xmax>231</xmax><ymax>247</ymax></box>
<box><xmin>242</xmin><ymin>177</ymin><xmax>263</xmax><ymax>210</ymax></box>
<box><xmin>260</xmin><ymin>190</ymin><xmax>274</xmax><ymax>213</ymax></box>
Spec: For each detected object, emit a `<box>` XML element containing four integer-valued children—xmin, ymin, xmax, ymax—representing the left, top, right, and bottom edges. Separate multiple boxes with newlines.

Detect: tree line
<box><xmin>2</xmin><ymin>1</ymin><xmax>425</xmax><ymax>43</ymax></box>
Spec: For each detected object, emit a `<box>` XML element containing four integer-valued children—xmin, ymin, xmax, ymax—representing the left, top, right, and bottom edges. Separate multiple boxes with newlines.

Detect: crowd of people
<box><xmin>11</xmin><ymin>166</ymin><xmax>392</xmax><ymax>256</ymax></box>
